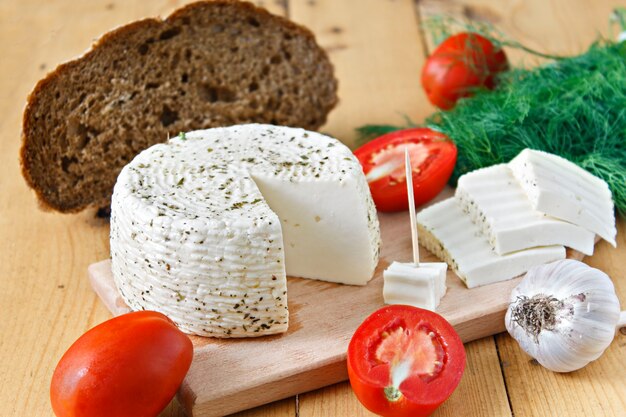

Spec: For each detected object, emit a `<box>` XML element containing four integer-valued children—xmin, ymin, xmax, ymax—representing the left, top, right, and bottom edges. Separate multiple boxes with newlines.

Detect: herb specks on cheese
<box><xmin>111</xmin><ymin>125</ymin><xmax>376</xmax><ymax>338</ymax></box>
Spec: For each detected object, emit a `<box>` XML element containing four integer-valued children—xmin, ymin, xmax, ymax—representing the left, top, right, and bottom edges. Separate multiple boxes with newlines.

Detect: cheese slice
<box><xmin>383</xmin><ymin>261</ymin><xmax>447</xmax><ymax>311</ymax></box>
<box><xmin>417</xmin><ymin>198</ymin><xmax>565</xmax><ymax>288</ymax></box>
<box><xmin>456</xmin><ymin>164</ymin><xmax>595</xmax><ymax>255</ymax></box>
<box><xmin>509</xmin><ymin>149</ymin><xmax>616</xmax><ymax>246</ymax></box>
<box><xmin>110</xmin><ymin>124</ymin><xmax>381</xmax><ymax>337</ymax></box>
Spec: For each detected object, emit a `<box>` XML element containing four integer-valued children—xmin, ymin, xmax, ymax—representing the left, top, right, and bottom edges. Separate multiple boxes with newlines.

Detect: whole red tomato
<box><xmin>51</xmin><ymin>311</ymin><xmax>193</xmax><ymax>417</ymax></box>
<box><xmin>347</xmin><ymin>305</ymin><xmax>466</xmax><ymax>417</ymax></box>
<box><xmin>422</xmin><ymin>32</ymin><xmax>509</xmax><ymax>110</ymax></box>
<box><xmin>354</xmin><ymin>128</ymin><xmax>457</xmax><ymax>212</ymax></box>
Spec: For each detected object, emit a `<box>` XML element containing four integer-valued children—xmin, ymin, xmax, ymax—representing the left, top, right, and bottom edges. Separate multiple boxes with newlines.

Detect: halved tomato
<box><xmin>354</xmin><ymin>128</ymin><xmax>457</xmax><ymax>212</ymax></box>
<box><xmin>347</xmin><ymin>305</ymin><xmax>466</xmax><ymax>417</ymax></box>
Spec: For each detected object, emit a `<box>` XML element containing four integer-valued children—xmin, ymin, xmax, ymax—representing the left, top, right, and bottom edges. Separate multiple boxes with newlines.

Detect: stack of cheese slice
<box><xmin>417</xmin><ymin>149</ymin><xmax>615</xmax><ymax>288</ymax></box>
<box><xmin>509</xmin><ymin>149</ymin><xmax>616</xmax><ymax>246</ymax></box>
<box><xmin>110</xmin><ymin>124</ymin><xmax>381</xmax><ymax>337</ymax></box>
<box><xmin>456</xmin><ymin>164</ymin><xmax>596</xmax><ymax>256</ymax></box>
<box><xmin>417</xmin><ymin>199</ymin><xmax>566</xmax><ymax>288</ymax></box>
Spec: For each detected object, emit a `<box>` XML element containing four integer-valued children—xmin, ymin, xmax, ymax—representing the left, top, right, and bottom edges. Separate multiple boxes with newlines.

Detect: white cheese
<box><xmin>417</xmin><ymin>198</ymin><xmax>566</xmax><ymax>288</ymax></box>
<box><xmin>509</xmin><ymin>149</ymin><xmax>616</xmax><ymax>246</ymax></box>
<box><xmin>383</xmin><ymin>261</ymin><xmax>447</xmax><ymax>311</ymax></box>
<box><xmin>456</xmin><ymin>164</ymin><xmax>595</xmax><ymax>255</ymax></box>
<box><xmin>252</xmin><ymin>174</ymin><xmax>379</xmax><ymax>285</ymax></box>
<box><xmin>110</xmin><ymin>124</ymin><xmax>381</xmax><ymax>337</ymax></box>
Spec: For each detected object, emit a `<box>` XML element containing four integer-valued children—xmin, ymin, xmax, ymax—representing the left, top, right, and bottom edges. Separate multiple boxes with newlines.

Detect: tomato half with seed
<box><xmin>354</xmin><ymin>128</ymin><xmax>457</xmax><ymax>212</ymax></box>
<box><xmin>347</xmin><ymin>305</ymin><xmax>466</xmax><ymax>417</ymax></box>
<box><xmin>51</xmin><ymin>311</ymin><xmax>193</xmax><ymax>417</ymax></box>
<box><xmin>422</xmin><ymin>32</ymin><xmax>509</xmax><ymax>110</ymax></box>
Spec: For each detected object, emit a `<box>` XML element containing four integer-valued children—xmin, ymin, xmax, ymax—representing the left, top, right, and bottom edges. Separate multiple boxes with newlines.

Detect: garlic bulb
<box><xmin>505</xmin><ymin>259</ymin><xmax>624</xmax><ymax>373</ymax></box>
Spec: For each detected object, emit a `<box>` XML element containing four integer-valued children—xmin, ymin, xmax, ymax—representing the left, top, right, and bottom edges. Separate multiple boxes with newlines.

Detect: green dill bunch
<box><xmin>427</xmin><ymin>41</ymin><xmax>626</xmax><ymax>214</ymax></box>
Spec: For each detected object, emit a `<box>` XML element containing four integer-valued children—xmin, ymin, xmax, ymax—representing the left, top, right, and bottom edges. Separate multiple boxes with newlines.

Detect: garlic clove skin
<box><xmin>505</xmin><ymin>259</ymin><xmax>621</xmax><ymax>373</ymax></box>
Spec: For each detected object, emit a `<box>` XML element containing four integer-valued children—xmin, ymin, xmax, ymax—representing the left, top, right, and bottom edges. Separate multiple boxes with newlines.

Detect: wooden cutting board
<box><xmin>88</xmin><ymin>200</ymin><xmax>586</xmax><ymax>417</ymax></box>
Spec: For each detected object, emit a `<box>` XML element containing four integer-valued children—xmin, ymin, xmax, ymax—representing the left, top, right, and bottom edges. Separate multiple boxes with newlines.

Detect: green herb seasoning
<box><xmin>431</xmin><ymin>41</ymin><xmax>626</xmax><ymax>214</ymax></box>
<box><xmin>357</xmin><ymin>41</ymin><xmax>626</xmax><ymax>214</ymax></box>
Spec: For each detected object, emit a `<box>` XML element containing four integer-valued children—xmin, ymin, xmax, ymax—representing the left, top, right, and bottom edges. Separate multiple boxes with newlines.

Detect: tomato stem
<box><xmin>383</xmin><ymin>357</ymin><xmax>413</xmax><ymax>403</ymax></box>
<box><xmin>384</xmin><ymin>385</ymin><xmax>402</xmax><ymax>402</ymax></box>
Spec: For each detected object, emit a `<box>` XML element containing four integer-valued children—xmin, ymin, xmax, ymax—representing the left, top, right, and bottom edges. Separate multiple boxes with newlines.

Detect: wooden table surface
<box><xmin>2</xmin><ymin>0</ymin><xmax>625</xmax><ymax>416</ymax></box>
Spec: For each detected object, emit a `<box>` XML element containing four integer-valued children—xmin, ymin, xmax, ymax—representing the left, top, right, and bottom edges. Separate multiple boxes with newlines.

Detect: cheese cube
<box><xmin>383</xmin><ymin>261</ymin><xmax>448</xmax><ymax>311</ymax></box>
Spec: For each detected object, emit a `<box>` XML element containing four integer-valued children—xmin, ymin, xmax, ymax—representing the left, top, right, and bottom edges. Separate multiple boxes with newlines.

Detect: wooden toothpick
<box><xmin>405</xmin><ymin>148</ymin><xmax>420</xmax><ymax>266</ymax></box>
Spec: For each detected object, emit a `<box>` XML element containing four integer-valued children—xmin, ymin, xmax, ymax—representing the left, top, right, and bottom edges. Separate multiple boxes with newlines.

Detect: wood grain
<box><xmin>289</xmin><ymin>0</ymin><xmax>434</xmax><ymax>148</ymax></box>
<box><xmin>0</xmin><ymin>4</ymin><xmax>117</xmax><ymax>416</ymax></box>
<box><xmin>0</xmin><ymin>1</ymin><xmax>288</xmax><ymax>416</ymax></box>
<box><xmin>419</xmin><ymin>0</ymin><xmax>618</xmax><ymax>62</ymax></box>
<box><xmin>160</xmin><ymin>396</ymin><xmax>296</xmax><ymax>417</ymax></box>
<box><xmin>417</xmin><ymin>1</ymin><xmax>626</xmax><ymax>417</ymax></box>
<box><xmin>89</xmin><ymin>194</ymin><xmax>587</xmax><ymax>416</ymax></box>
<box><xmin>2</xmin><ymin>0</ymin><xmax>626</xmax><ymax>417</ymax></box>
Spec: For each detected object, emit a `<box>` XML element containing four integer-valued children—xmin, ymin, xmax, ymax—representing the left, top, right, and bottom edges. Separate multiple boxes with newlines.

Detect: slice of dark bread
<box><xmin>21</xmin><ymin>0</ymin><xmax>338</xmax><ymax>213</ymax></box>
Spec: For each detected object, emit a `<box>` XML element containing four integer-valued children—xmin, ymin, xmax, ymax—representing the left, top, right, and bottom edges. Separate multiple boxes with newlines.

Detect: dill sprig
<box><xmin>355</xmin><ymin>125</ymin><xmax>406</xmax><ymax>144</ymax></box>
<box><xmin>422</xmin><ymin>15</ymin><xmax>567</xmax><ymax>60</ymax></box>
<box><xmin>356</xmin><ymin>40</ymin><xmax>626</xmax><ymax>214</ymax></box>
<box><xmin>427</xmin><ymin>41</ymin><xmax>626</xmax><ymax>214</ymax></box>
<box><xmin>355</xmin><ymin>115</ymin><xmax>419</xmax><ymax>145</ymax></box>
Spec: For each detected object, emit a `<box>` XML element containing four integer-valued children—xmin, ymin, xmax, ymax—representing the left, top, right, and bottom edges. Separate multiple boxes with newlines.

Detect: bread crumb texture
<box><xmin>20</xmin><ymin>0</ymin><xmax>337</xmax><ymax>212</ymax></box>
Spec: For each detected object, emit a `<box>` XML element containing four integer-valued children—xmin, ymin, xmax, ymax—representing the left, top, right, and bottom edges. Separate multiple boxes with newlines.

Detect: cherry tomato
<box><xmin>51</xmin><ymin>311</ymin><xmax>193</xmax><ymax>417</ymax></box>
<box><xmin>422</xmin><ymin>32</ymin><xmax>509</xmax><ymax>110</ymax></box>
<box><xmin>347</xmin><ymin>305</ymin><xmax>466</xmax><ymax>417</ymax></box>
<box><xmin>354</xmin><ymin>128</ymin><xmax>457</xmax><ymax>212</ymax></box>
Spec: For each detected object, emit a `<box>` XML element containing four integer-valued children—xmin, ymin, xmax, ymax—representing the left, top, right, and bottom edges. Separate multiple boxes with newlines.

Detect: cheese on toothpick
<box><xmin>382</xmin><ymin>149</ymin><xmax>448</xmax><ymax>311</ymax></box>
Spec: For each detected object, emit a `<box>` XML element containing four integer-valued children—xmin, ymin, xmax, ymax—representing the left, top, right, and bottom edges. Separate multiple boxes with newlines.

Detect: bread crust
<box><xmin>21</xmin><ymin>0</ymin><xmax>338</xmax><ymax>213</ymax></box>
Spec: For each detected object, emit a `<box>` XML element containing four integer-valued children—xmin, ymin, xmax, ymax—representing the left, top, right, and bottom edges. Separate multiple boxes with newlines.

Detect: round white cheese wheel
<box><xmin>111</xmin><ymin>124</ymin><xmax>380</xmax><ymax>337</ymax></box>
